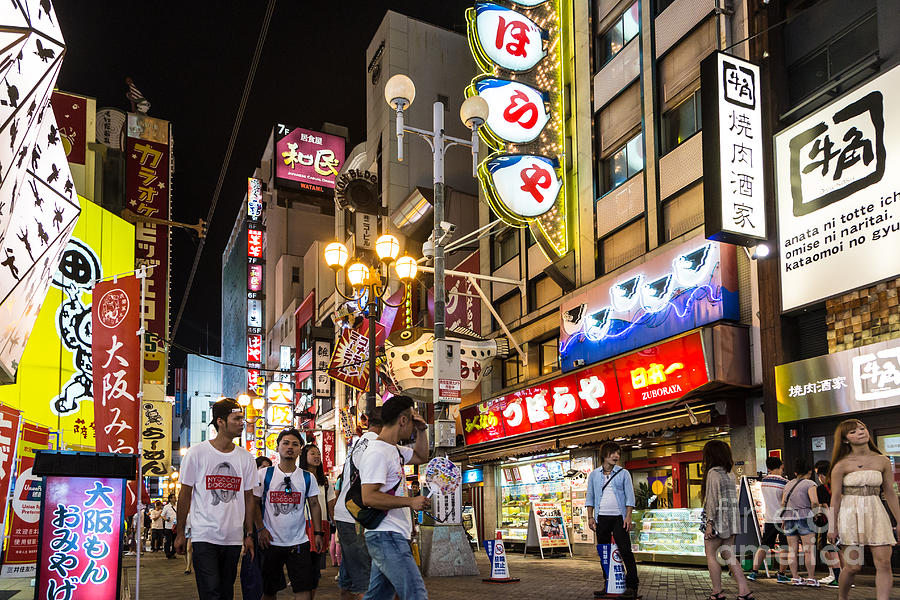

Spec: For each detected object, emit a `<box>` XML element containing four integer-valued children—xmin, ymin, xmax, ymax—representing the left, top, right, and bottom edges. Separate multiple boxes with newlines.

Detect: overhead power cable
<box><xmin>170</xmin><ymin>0</ymin><xmax>277</xmax><ymax>343</ymax></box>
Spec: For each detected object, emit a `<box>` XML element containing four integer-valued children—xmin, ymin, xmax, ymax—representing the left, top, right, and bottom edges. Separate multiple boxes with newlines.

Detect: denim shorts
<box><xmin>336</xmin><ymin>521</ymin><xmax>371</xmax><ymax>594</ymax></box>
<box><xmin>783</xmin><ymin>518</ymin><xmax>815</xmax><ymax>536</ymax></box>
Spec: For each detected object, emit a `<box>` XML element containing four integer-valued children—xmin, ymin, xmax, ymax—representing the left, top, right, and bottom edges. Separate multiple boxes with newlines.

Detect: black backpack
<box><xmin>343</xmin><ymin>439</ymin><xmax>404</xmax><ymax>530</ymax></box>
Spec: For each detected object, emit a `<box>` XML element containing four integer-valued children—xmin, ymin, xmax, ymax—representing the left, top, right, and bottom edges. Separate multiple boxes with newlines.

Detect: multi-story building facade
<box><xmin>454</xmin><ymin>0</ymin><xmax>761</xmax><ymax>559</ymax></box>
<box><xmin>179</xmin><ymin>353</ymin><xmax>223</xmax><ymax>448</ymax></box>
<box><xmin>755</xmin><ymin>0</ymin><xmax>900</xmax><ymax>483</ymax></box>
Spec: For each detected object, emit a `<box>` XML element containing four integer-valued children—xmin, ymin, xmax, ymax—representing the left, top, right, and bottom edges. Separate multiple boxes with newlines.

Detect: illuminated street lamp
<box><xmin>384</xmin><ymin>74</ymin><xmax>487</xmax><ymax>445</ymax></box>
<box><xmin>237</xmin><ymin>393</ymin><xmax>251</xmax><ymax>407</ymax></box>
<box><xmin>252</xmin><ymin>396</ymin><xmax>265</xmax><ymax>411</ymax></box>
<box><xmin>324</xmin><ymin>233</ymin><xmax>414</xmax><ymax>416</ymax></box>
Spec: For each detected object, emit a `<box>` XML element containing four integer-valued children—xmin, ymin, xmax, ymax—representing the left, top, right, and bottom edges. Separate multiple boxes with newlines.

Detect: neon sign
<box><xmin>36</xmin><ymin>477</ymin><xmax>125</xmax><ymax>599</ymax></box>
<box><xmin>466</xmin><ymin>1</ymin><xmax>572</xmax><ymax>259</ymax></box>
<box><xmin>460</xmin><ymin>332</ymin><xmax>709</xmax><ymax>446</ymax></box>
<box><xmin>247</xmin><ymin>177</ymin><xmax>263</xmax><ymax>220</ymax></box>
<box><xmin>247</xmin><ymin>229</ymin><xmax>263</xmax><ymax>258</ymax></box>
<box><xmin>559</xmin><ymin>238</ymin><xmax>739</xmax><ymax>372</ymax></box>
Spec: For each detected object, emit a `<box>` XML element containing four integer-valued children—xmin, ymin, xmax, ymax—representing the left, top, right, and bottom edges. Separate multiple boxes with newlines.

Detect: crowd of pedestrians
<box><xmin>165</xmin><ymin>395</ymin><xmax>432</xmax><ymax>600</ymax></box>
<box><xmin>133</xmin><ymin>396</ymin><xmax>898</xmax><ymax>600</ymax></box>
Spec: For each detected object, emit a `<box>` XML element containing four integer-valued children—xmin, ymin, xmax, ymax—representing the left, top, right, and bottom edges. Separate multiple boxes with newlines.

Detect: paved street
<box><xmin>0</xmin><ymin>548</ymin><xmax>892</xmax><ymax>599</ymax></box>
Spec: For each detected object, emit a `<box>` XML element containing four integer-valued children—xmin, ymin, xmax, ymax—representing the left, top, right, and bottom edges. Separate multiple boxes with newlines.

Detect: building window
<box><xmin>661</xmin><ymin>88</ymin><xmax>701</xmax><ymax>155</ymax></box>
<box><xmin>662</xmin><ymin>183</ymin><xmax>704</xmax><ymax>242</ymax></box>
<box><xmin>291</xmin><ymin>266</ymin><xmax>300</xmax><ymax>284</ymax></box>
<box><xmin>602</xmin><ymin>132</ymin><xmax>643</xmax><ymax>194</ymax></box>
<box><xmin>528</xmin><ymin>275</ymin><xmax>562</xmax><ymax>312</ymax></box>
<box><xmin>655</xmin><ymin>0</ymin><xmax>676</xmax><ymax>15</ymax></box>
<box><xmin>539</xmin><ymin>336</ymin><xmax>559</xmax><ymax>375</ymax></box>
<box><xmin>497</xmin><ymin>293</ymin><xmax>521</xmax><ymax>327</ymax></box>
<box><xmin>491</xmin><ymin>227</ymin><xmax>519</xmax><ymax>270</ymax></box>
<box><xmin>503</xmin><ymin>357</ymin><xmax>522</xmax><ymax>388</ymax></box>
<box><xmin>599</xmin><ymin>218</ymin><xmax>645</xmax><ymax>275</ymax></box>
<box><xmin>201</xmin><ymin>430</ymin><xmax>206</xmax><ymax>441</ymax></box>
<box><xmin>201</xmin><ymin>410</ymin><xmax>207</xmax><ymax>423</ymax></box>
<box><xmin>597</xmin><ymin>1</ymin><xmax>640</xmax><ymax>68</ymax></box>
<box><xmin>786</xmin><ymin>13</ymin><xmax>877</xmax><ymax>110</ymax></box>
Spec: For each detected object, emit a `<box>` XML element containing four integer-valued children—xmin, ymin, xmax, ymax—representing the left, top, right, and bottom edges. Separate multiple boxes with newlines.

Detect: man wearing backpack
<box><xmin>332</xmin><ymin>406</ymin><xmax>427</xmax><ymax>600</ymax></box>
<box><xmin>253</xmin><ymin>427</ymin><xmax>324</xmax><ymax>600</ymax></box>
<box><xmin>358</xmin><ymin>395</ymin><xmax>431</xmax><ymax>600</ymax></box>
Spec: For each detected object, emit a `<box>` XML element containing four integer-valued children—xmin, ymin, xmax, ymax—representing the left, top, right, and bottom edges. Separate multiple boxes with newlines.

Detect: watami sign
<box><xmin>460</xmin><ymin>332</ymin><xmax>709</xmax><ymax>445</ymax></box>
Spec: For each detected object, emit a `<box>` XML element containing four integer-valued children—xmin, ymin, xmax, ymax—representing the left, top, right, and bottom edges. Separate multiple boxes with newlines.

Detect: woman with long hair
<box><xmin>700</xmin><ymin>440</ymin><xmax>754</xmax><ymax>600</ymax></box>
<box><xmin>299</xmin><ymin>443</ymin><xmax>335</xmax><ymax>599</ymax></box>
<box><xmin>780</xmin><ymin>459</ymin><xmax>819</xmax><ymax>585</ymax></box>
<box><xmin>827</xmin><ymin>419</ymin><xmax>900</xmax><ymax>600</ymax></box>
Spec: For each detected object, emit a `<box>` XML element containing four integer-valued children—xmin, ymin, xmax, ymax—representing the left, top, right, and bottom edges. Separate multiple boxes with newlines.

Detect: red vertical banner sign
<box><xmin>322</xmin><ymin>430</ymin><xmax>335</xmax><ymax>475</ymax></box>
<box><xmin>0</xmin><ymin>405</ymin><xmax>21</xmax><ymax>535</ymax></box>
<box><xmin>91</xmin><ymin>276</ymin><xmax>141</xmax><ymax>513</ymax></box>
<box><xmin>1</xmin><ymin>423</ymin><xmax>50</xmax><ymax>577</ymax></box>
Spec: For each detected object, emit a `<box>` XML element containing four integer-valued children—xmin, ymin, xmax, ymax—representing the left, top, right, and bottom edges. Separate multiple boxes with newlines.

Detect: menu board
<box><xmin>524</xmin><ymin>501</ymin><xmax>573</xmax><ymax>557</ymax></box>
<box><xmin>533</xmin><ymin>463</ymin><xmax>550</xmax><ymax>482</ymax></box>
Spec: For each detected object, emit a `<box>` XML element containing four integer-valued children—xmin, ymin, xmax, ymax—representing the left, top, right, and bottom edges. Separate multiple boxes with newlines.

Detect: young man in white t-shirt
<box><xmin>174</xmin><ymin>398</ymin><xmax>258</xmax><ymax>600</ymax></box>
<box><xmin>162</xmin><ymin>493</ymin><xmax>177</xmax><ymax>558</ymax></box>
<box><xmin>359</xmin><ymin>396</ymin><xmax>431</xmax><ymax>600</ymax></box>
<box><xmin>333</xmin><ymin>406</ymin><xmax>428</xmax><ymax>600</ymax></box>
<box><xmin>253</xmin><ymin>427</ymin><xmax>323</xmax><ymax>600</ymax></box>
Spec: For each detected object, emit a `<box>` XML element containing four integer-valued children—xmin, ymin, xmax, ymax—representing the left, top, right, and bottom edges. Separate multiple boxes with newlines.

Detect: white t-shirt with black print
<box><xmin>358</xmin><ymin>439</ymin><xmax>411</xmax><ymax>539</ymax></box>
<box><xmin>180</xmin><ymin>441</ymin><xmax>257</xmax><ymax>546</ymax></box>
<box><xmin>254</xmin><ymin>465</ymin><xmax>320</xmax><ymax>547</ymax></box>
<box><xmin>333</xmin><ymin>432</ymin><xmax>414</xmax><ymax>524</ymax></box>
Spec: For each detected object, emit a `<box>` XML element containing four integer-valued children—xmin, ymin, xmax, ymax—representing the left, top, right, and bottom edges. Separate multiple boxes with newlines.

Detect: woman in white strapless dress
<box><xmin>828</xmin><ymin>419</ymin><xmax>900</xmax><ymax>600</ymax></box>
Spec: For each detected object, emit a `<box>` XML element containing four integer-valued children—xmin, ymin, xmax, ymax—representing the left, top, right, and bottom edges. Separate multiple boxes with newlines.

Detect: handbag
<box><xmin>344</xmin><ymin>440</ymin><xmax>404</xmax><ymax>529</ymax></box>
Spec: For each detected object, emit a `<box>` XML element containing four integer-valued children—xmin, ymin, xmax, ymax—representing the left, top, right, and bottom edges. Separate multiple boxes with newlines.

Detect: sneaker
<box><xmin>826</xmin><ymin>579</ymin><xmax>839</xmax><ymax>587</ymax></box>
<box><xmin>746</xmin><ymin>571</ymin><xmax>758</xmax><ymax>582</ymax></box>
<box><xmin>790</xmin><ymin>578</ymin><xmax>805</xmax><ymax>586</ymax></box>
<box><xmin>818</xmin><ymin>575</ymin><xmax>835</xmax><ymax>585</ymax></box>
<box><xmin>776</xmin><ymin>574</ymin><xmax>792</xmax><ymax>583</ymax></box>
<box><xmin>804</xmin><ymin>578</ymin><xmax>820</xmax><ymax>587</ymax></box>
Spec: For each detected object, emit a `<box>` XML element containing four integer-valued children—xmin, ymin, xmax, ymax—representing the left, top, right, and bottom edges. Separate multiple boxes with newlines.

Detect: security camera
<box><xmin>436</xmin><ymin>221</ymin><xmax>456</xmax><ymax>246</ymax></box>
<box><xmin>423</xmin><ymin>235</ymin><xmax>435</xmax><ymax>260</ymax></box>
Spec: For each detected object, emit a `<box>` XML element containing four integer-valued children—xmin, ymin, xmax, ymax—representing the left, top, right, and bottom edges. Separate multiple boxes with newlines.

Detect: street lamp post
<box><xmin>383</xmin><ymin>74</ymin><xmax>488</xmax><ymax>443</ymax></box>
<box><xmin>324</xmin><ymin>235</ymin><xmax>417</xmax><ymax>417</ymax></box>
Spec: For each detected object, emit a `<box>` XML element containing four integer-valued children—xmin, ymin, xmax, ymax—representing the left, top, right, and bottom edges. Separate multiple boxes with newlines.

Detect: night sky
<box><xmin>52</xmin><ymin>1</ymin><xmax>473</xmax><ymax>375</ymax></box>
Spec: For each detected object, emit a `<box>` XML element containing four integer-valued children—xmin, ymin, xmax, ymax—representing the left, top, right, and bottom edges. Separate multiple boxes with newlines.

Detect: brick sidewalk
<box><xmin>0</xmin><ymin>549</ymin><xmax>892</xmax><ymax>598</ymax></box>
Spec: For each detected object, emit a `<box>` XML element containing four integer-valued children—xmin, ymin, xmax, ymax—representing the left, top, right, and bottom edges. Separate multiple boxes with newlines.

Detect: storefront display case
<box><xmin>630</xmin><ymin>508</ymin><xmax>706</xmax><ymax>564</ymax></box>
<box><xmin>497</xmin><ymin>454</ymin><xmax>571</xmax><ymax>542</ymax></box>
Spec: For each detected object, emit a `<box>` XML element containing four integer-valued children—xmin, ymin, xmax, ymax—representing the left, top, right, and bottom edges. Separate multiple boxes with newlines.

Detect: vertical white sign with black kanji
<box><xmin>313</xmin><ymin>340</ymin><xmax>331</xmax><ymax>398</ymax></box>
<box><xmin>702</xmin><ymin>51</ymin><xmax>765</xmax><ymax>246</ymax></box>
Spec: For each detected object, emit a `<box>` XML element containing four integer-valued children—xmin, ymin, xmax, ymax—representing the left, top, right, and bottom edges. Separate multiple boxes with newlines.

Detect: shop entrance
<box><xmin>876</xmin><ymin>429</ymin><xmax>900</xmax><ymax>496</ymax></box>
<box><xmin>626</xmin><ymin>451</ymin><xmax>703</xmax><ymax>508</ymax></box>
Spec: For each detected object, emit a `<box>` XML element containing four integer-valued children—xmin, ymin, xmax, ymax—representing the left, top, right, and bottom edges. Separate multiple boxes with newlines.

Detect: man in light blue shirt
<box><xmin>585</xmin><ymin>442</ymin><xmax>638</xmax><ymax>599</ymax></box>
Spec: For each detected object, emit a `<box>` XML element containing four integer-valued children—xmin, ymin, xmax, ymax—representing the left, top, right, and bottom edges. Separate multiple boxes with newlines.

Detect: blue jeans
<box><xmin>337</xmin><ymin>521</ymin><xmax>371</xmax><ymax>594</ymax></box>
<box><xmin>191</xmin><ymin>542</ymin><xmax>241</xmax><ymax>599</ymax></box>
<box><xmin>362</xmin><ymin>531</ymin><xmax>427</xmax><ymax>600</ymax></box>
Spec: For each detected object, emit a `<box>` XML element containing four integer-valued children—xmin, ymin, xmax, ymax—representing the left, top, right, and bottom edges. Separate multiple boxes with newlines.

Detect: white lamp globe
<box><xmin>460</xmin><ymin>95</ymin><xmax>489</xmax><ymax>128</ymax></box>
<box><xmin>375</xmin><ymin>234</ymin><xmax>400</xmax><ymax>263</ymax></box>
<box><xmin>395</xmin><ymin>255</ymin><xmax>418</xmax><ymax>282</ymax></box>
<box><xmin>385</xmin><ymin>74</ymin><xmax>416</xmax><ymax>109</ymax></box>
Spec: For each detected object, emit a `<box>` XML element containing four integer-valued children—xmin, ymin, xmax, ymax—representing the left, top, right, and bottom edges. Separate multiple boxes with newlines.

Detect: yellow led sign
<box><xmin>0</xmin><ymin>198</ymin><xmax>135</xmax><ymax>448</ymax></box>
<box><xmin>466</xmin><ymin>0</ymin><xmax>573</xmax><ymax>259</ymax></box>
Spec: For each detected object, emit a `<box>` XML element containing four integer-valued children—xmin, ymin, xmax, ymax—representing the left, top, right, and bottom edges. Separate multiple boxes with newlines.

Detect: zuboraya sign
<box><xmin>775</xmin><ymin>64</ymin><xmax>900</xmax><ymax>311</ymax></box>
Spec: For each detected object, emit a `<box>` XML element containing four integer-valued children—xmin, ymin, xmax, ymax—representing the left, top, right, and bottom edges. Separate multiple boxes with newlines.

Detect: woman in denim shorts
<box><xmin>781</xmin><ymin>459</ymin><xmax>820</xmax><ymax>586</ymax></box>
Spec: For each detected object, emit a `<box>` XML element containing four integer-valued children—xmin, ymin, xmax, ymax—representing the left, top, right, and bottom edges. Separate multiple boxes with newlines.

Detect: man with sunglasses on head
<box><xmin>253</xmin><ymin>427</ymin><xmax>324</xmax><ymax>600</ymax></box>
